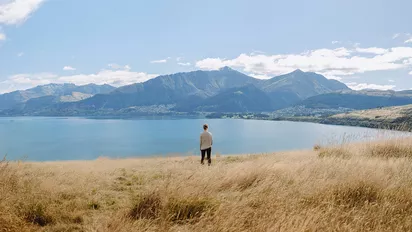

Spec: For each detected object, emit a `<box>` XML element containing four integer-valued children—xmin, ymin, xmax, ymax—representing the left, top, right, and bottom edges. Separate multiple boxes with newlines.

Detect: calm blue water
<box><xmin>0</xmin><ymin>117</ymin><xmax>410</xmax><ymax>161</ymax></box>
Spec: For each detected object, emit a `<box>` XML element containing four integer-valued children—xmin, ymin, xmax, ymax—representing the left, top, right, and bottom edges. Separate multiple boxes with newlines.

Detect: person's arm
<box><xmin>200</xmin><ymin>134</ymin><xmax>202</xmax><ymax>150</ymax></box>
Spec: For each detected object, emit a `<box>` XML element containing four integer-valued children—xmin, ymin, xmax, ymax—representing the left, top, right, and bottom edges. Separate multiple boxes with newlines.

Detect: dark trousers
<box><xmin>201</xmin><ymin>147</ymin><xmax>212</xmax><ymax>165</ymax></box>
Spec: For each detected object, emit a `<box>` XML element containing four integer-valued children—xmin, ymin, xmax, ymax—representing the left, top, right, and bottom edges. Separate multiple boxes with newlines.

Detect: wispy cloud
<box><xmin>392</xmin><ymin>33</ymin><xmax>400</xmax><ymax>39</ymax></box>
<box><xmin>331</xmin><ymin>41</ymin><xmax>340</xmax><ymax>44</ymax></box>
<box><xmin>251</xmin><ymin>50</ymin><xmax>266</xmax><ymax>55</ymax></box>
<box><xmin>178</xmin><ymin>62</ymin><xmax>191</xmax><ymax>66</ymax></box>
<box><xmin>0</xmin><ymin>33</ymin><xmax>5</xmax><ymax>40</ymax></box>
<box><xmin>108</xmin><ymin>63</ymin><xmax>131</xmax><ymax>71</ymax></box>
<box><xmin>63</xmin><ymin>66</ymin><xmax>76</xmax><ymax>71</ymax></box>
<box><xmin>346</xmin><ymin>82</ymin><xmax>396</xmax><ymax>91</ymax></box>
<box><xmin>393</xmin><ymin>33</ymin><xmax>412</xmax><ymax>43</ymax></box>
<box><xmin>151</xmin><ymin>57</ymin><xmax>171</xmax><ymax>64</ymax></box>
<box><xmin>388</xmin><ymin>79</ymin><xmax>395</xmax><ymax>83</ymax></box>
<box><xmin>151</xmin><ymin>59</ymin><xmax>167</xmax><ymax>64</ymax></box>
<box><xmin>355</xmin><ymin>47</ymin><xmax>388</xmax><ymax>55</ymax></box>
<box><xmin>17</xmin><ymin>52</ymin><xmax>24</xmax><ymax>57</ymax></box>
<box><xmin>0</xmin><ymin>0</ymin><xmax>45</xmax><ymax>25</ymax></box>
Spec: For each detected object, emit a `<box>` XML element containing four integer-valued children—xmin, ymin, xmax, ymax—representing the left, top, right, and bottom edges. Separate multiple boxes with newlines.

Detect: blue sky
<box><xmin>0</xmin><ymin>0</ymin><xmax>411</xmax><ymax>93</ymax></box>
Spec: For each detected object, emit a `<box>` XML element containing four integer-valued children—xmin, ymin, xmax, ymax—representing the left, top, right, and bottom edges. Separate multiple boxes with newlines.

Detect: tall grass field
<box><xmin>2</xmin><ymin>137</ymin><xmax>412</xmax><ymax>231</ymax></box>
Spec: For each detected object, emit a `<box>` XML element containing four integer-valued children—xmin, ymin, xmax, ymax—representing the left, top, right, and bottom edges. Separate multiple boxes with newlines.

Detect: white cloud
<box><xmin>0</xmin><ymin>72</ymin><xmax>57</xmax><ymax>93</ymax></box>
<box><xmin>249</xmin><ymin>73</ymin><xmax>272</xmax><ymax>79</ymax></box>
<box><xmin>403</xmin><ymin>58</ymin><xmax>412</xmax><ymax>65</ymax></box>
<box><xmin>176</xmin><ymin>57</ymin><xmax>182</xmax><ymax>61</ymax></box>
<box><xmin>325</xmin><ymin>76</ymin><xmax>342</xmax><ymax>81</ymax></box>
<box><xmin>392</xmin><ymin>33</ymin><xmax>400</xmax><ymax>39</ymax></box>
<box><xmin>0</xmin><ymin>65</ymin><xmax>158</xmax><ymax>93</ymax></box>
<box><xmin>409</xmin><ymin>71</ymin><xmax>412</xmax><ymax>75</ymax></box>
<box><xmin>346</xmin><ymin>82</ymin><xmax>396</xmax><ymax>91</ymax></box>
<box><xmin>196</xmin><ymin>58</ymin><xmax>226</xmax><ymax>70</ymax></box>
<box><xmin>195</xmin><ymin>46</ymin><xmax>412</xmax><ymax>80</ymax></box>
<box><xmin>63</xmin><ymin>66</ymin><xmax>76</xmax><ymax>71</ymax></box>
<box><xmin>355</xmin><ymin>47</ymin><xmax>388</xmax><ymax>55</ymax></box>
<box><xmin>388</xmin><ymin>79</ymin><xmax>395</xmax><ymax>83</ymax></box>
<box><xmin>108</xmin><ymin>63</ymin><xmax>131</xmax><ymax>71</ymax></box>
<box><xmin>150</xmin><ymin>59</ymin><xmax>167</xmax><ymax>64</ymax></box>
<box><xmin>17</xmin><ymin>52</ymin><xmax>24</xmax><ymax>57</ymax></box>
<box><xmin>251</xmin><ymin>50</ymin><xmax>265</xmax><ymax>55</ymax></box>
<box><xmin>331</xmin><ymin>41</ymin><xmax>340</xmax><ymax>44</ymax></box>
<box><xmin>0</xmin><ymin>32</ymin><xmax>5</xmax><ymax>40</ymax></box>
<box><xmin>0</xmin><ymin>0</ymin><xmax>45</xmax><ymax>25</ymax></box>
<box><xmin>405</xmin><ymin>38</ymin><xmax>412</xmax><ymax>44</ymax></box>
<box><xmin>178</xmin><ymin>62</ymin><xmax>191</xmax><ymax>66</ymax></box>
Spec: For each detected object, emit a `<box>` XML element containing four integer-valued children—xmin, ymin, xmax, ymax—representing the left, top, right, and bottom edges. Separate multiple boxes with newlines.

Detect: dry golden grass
<box><xmin>332</xmin><ymin>104</ymin><xmax>412</xmax><ymax>120</ymax></box>
<box><xmin>3</xmin><ymin>138</ymin><xmax>412</xmax><ymax>231</ymax></box>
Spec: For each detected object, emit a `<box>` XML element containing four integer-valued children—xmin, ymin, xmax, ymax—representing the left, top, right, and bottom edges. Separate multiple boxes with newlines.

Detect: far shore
<box><xmin>2</xmin><ymin>113</ymin><xmax>411</xmax><ymax>133</ymax></box>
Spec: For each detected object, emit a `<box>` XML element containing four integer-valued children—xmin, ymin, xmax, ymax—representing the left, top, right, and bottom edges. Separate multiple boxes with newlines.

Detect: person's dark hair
<box><xmin>203</xmin><ymin>124</ymin><xmax>208</xmax><ymax>130</ymax></box>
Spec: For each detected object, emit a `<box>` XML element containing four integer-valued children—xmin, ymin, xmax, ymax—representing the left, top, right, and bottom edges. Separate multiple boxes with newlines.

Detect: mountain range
<box><xmin>0</xmin><ymin>67</ymin><xmax>411</xmax><ymax>116</ymax></box>
<box><xmin>0</xmin><ymin>83</ymin><xmax>115</xmax><ymax>110</ymax></box>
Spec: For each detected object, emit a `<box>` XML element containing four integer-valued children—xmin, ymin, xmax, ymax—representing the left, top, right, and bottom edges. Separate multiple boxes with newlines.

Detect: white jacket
<box><xmin>200</xmin><ymin>131</ymin><xmax>213</xmax><ymax>150</ymax></box>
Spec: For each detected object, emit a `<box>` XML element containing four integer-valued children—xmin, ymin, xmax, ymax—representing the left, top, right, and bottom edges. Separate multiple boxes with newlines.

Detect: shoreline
<box><xmin>2</xmin><ymin>114</ymin><xmax>411</xmax><ymax>132</ymax></box>
<box><xmin>11</xmin><ymin>137</ymin><xmax>412</xmax><ymax>164</ymax></box>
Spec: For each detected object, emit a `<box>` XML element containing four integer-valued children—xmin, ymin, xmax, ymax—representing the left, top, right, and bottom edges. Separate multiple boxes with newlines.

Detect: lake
<box><xmin>0</xmin><ymin>117</ymin><xmax>410</xmax><ymax>161</ymax></box>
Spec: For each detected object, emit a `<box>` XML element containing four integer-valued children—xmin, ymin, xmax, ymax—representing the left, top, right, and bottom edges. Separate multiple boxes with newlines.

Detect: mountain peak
<box><xmin>219</xmin><ymin>66</ymin><xmax>235</xmax><ymax>72</ymax></box>
<box><xmin>292</xmin><ymin>69</ymin><xmax>304</xmax><ymax>74</ymax></box>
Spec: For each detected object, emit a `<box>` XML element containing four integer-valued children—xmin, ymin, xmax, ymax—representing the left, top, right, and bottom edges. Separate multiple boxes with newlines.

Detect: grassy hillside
<box><xmin>325</xmin><ymin>104</ymin><xmax>412</xmax><ymax>130</ymax></box>
<box><xmin>270</xmin><ymin>105</ymin><xmax>412</xmax><ymax>131</ymax></box>
<box><xmin>3</xmin><ymin>138</ymin><xmax>412</xmax><ymax>231</ymax></box>
<box><xmin>332</xmin><ymin>104</ymin><xmax>412</xmax><ymax>120</ymax></box>
<box><xmin>298</xmin><ymin>92</ymin><xmax>412</xmax><ymax>109</ymax></box>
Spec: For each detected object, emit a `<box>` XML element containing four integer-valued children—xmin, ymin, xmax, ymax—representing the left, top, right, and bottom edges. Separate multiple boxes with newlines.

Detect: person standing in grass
<box><xmin>200</xmin><ymin>124</ymin><xmax>213</xmax><ymax>166</ymax></box>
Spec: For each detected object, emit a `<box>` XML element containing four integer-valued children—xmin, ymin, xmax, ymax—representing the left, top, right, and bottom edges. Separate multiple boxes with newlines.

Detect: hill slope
<box><xmin>259</xmin><ymin>69</ymin><xmax>349</xmax><ymax>108</ymax></box>
<box><xmin>175</xmin><ymin>84</ymin><xmax>275</xmax><ymax>112</ymax></box>
<box><xmin>321</xmin><ymin>104</ymin><xmax>412</xmax><ymax>130</ymax></box>
<box><xmin>332</xmin><ymin>104</ymin><xmax>412</xmax><ymax>121</ymax></box>
<box><xmin>298</xmin><ymin>90</ymin><xmax>412</xmax><ymax>109</ymax></box>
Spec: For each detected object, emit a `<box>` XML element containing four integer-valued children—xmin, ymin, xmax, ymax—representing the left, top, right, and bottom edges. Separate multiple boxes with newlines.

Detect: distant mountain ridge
<box><xmin>65</xmin><ymin>67</ymin><xmax>349</xmax><ymax>114</ymax></box>
<box><xmin>0</xmin><ymin>68</ymin><xmax>352</xmax><ymax>115</ymax></box>
<box><xmin>0</xmin><ymin>83</ymin><xmax>115</xmax><ymax>110</ymax></box>
<box><xmin>257</xmin><ymin>69</ymin><xmax>349</xmax><ymax>109</ymax></box>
